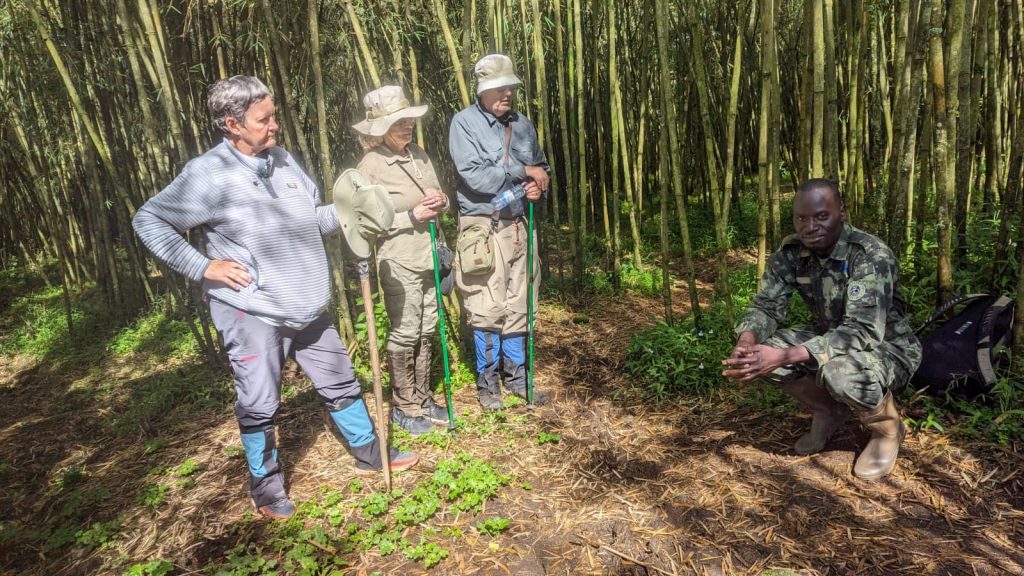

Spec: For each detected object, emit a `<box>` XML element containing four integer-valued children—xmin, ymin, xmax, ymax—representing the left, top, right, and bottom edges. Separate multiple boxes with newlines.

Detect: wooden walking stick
<box><xmin>357</xmin><ymin>259</ymin><xmax>391</xmax><ymax>490</ymax></box>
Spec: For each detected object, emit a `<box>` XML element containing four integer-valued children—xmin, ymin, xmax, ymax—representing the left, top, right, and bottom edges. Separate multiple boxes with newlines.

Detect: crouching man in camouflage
<box><xmin>721</xmin><ymin>179</ymin><xmax>921</xmax><ymax>480</ymax></box>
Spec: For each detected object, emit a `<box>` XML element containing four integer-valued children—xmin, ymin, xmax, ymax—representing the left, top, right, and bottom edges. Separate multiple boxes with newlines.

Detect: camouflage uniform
<box><xmin>735</xmin><ymin>224</ymin><xmax>921</xmax><ymax>410</ymax></box>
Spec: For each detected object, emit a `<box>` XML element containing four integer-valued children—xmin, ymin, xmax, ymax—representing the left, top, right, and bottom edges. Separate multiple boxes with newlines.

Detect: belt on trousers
<box><xmin>461</xmin><ymin>213</ymin><xmax>526</xmax><ymax>232</ymax></box>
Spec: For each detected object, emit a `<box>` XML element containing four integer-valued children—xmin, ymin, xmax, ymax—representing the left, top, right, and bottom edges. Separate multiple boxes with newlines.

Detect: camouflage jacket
<box><xmin>735</xmin><ymin>224</ymin><xmax>921</xmax><ymax>374</ymax></box>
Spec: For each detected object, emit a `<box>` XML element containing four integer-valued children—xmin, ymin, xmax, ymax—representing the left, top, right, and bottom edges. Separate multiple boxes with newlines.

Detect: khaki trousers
<box><xmin>379</xmin><ymin>259</ymin><xmax>438</xmax><ymax>350</ymax></box>
<box><xmin>455</xmin><ymin>215</ymin><xmax>540</xmax><ymax>334</ymax></box>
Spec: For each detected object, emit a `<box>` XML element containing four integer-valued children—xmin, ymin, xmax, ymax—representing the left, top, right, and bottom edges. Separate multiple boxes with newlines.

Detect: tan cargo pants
<box><xmin>455</xmin><ymin>215</ymin><xmax>540</xmax><ymax>333</ymax></box>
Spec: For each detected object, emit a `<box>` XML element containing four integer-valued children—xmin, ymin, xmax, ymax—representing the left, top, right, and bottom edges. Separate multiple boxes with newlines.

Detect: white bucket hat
<box><xmin>474</xmin><ymin>54</ymin><xmax>522</xmax><ymax>95</ymax></box>
<box><xmin>332</xmin><ymin>169</ymin><xmax>395</xmax><ymax>259</ymax></box>
<box><xmin>351</xmin><ymin>85</ymin><xmax>428</xmax><ymax>137</ymax></box>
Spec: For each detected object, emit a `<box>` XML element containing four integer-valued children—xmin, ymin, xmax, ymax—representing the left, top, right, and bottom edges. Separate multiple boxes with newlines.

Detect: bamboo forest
<box><xmin>3</xmin><ymin>0</ymin><xmax>1024</xmax><ymax>574</ymax></box>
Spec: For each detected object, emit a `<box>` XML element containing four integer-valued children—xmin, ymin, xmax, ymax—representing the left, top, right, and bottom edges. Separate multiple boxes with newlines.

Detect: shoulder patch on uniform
<box><xmin>848</xmin><ymin>281</ymin><xmax>867</xmax><ymax>302</ymax></box>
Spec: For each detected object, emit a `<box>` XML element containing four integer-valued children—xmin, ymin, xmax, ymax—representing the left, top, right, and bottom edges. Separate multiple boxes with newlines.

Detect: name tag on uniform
<box><xmin>796</xmin><ymin>276</ymin><xmax>812</xmax><ymax>285</ymax></box>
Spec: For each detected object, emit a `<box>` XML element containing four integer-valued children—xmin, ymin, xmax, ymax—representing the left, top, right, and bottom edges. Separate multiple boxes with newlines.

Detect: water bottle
<box><xmin>492</xmin><ymin>182</ymin><xmax>526</xmax><ymax>211</ymax></box>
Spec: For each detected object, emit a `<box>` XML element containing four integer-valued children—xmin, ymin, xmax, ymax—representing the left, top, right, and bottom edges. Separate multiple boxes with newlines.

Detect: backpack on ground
<box><xmin>910</xmin><ymin>293</ymin><xmax>1015</xmax><ymax>397</ymax></box>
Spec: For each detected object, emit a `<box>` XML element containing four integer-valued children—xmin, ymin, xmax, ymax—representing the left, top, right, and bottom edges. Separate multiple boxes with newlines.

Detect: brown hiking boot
<box><xmin>781</xmin><ymin>377</ymin><xmax>849</xmax><ymax>454</ymax></box>
<box><xmin>853</xmin><ymin>390</ymin><xmax>905</xmax><ymax>480</ymax></box>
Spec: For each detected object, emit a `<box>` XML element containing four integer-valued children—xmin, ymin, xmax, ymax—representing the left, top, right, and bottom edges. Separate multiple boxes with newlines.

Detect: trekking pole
<box><xmin>357</xmin><ymin>260</ymin><xmax>392</xmax><ymax>490</ymax></box>
<box><xmin>526</xmin><ymin>201</ymin><xmax>536</xmax><ymax>410</ymax></box>
<box><xmin>428</xmin><ymin>221</ymin><xmax>457</xmax><ymax>431</ymax></box>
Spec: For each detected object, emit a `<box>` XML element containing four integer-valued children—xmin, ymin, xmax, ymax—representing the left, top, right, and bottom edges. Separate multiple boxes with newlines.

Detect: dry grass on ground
<box><xmin>1</xmin><ymin>288</ymin><xmax>1023</xmax><ymax>575</ymax></box>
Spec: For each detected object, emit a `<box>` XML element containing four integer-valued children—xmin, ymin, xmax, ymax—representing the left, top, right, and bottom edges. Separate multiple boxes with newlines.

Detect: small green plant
<box><xmin>447</xmin><ymin>358</ymin><xmax>476</xmax><ymax>391</ymax></box>
<box><xmin>137</xmin><ymin>483</ymin><xmax>168</xmax><ymax>510</ymax></box>
<box><xmin>433</xmin><ymin>452</ymin><xmax>510</xmax><ymax>512</ymax></box>
<box><xmin>353</xmin><ymin>297</ymin><xmax>391</xmax><ymax>382</ymax></box>
<box><xmin>624</xmin><ymin>312</ymin><xmax>734</xmax><ymax>398</ymax></box>
<box><xmin>59</xmin><ymin>486</ymin><xmax>111</xmax><ymax>518</ymax></box>
<box><xmin>108</xmin><ymin>300</ymin><xmax>197</xmax><ymax>360</ymax></box>
<box><xmin>476</xmin><ymin>516</ymin><xmax>511</xmax><ymax>536</ymax></box>
<box><xmin>143</xmin><ymin>438</ymin><xmax>167</xmax><ymax>455</ymax></box>
<box><xmin>358</xmin><ymin>492</ymin><xmax>393</xmax><ymax>518</ymax></box>
<box><xmin>173</xmin><ymin>458</ymin><xmax>204</xmax><ymax>477</ymax></box>
<box><xmin>0</xmin><ymin>521</ymin><xmax>20</xmax><ymax>546</ymax></box>
<box><xmin>620</xmin><ymin>261</ymin><xmax>669</xmax><ymax>297</ymax></box>
<box><xmin>122</xmin><ymin>559</ymin><xmax>173</xmax><ymax>576</ymax></box>
<box><xmin>402</xmin><ymin>538</ymin><xmax>448</xmax><ymax>568</ymax></box>
<box><xmin>53</xmin><ymin>466</ymin><xmax>86</xmax><ymax>492</ymax></box>
<box><xmin>43</xmin><ymin>524</ymin><xmax>78</xmax><ymax>551</ymax></box>
<box><xmin>503</xmin><ymin>394</ymin><xmax>526</xmax><ymax>408</ymax></box>
<box><xmin>392</xmin><ymin>485</ymin><xmax>442</xmax><ymax>526</ymax></box>
<box><xmin>204</xmin><ymin>452</ymin><xmax>510</xmax><ymax>572</ymax></box>
<box><xmin>412</xmin><ymin>426</ymin><xmax>454</xmax><ymax>449</ymax></box>
<box><xmin>215</xmin><ymin>543</ymin><xmax>278</xmax><ymax>576</ymax></box>
<box><xmin>905</xmin><ymin>402</ymin><xmax>946</xmax><ymax>433</ymax></box>
<box><xmin>536</xmin><ymin>431</ymin><xmax>561</xmax><ymax>445</ymax></box>
<box><xmin>75</xmin><ymin>519</ymin><xmax>122</xmax><ymax>549</ymax></box>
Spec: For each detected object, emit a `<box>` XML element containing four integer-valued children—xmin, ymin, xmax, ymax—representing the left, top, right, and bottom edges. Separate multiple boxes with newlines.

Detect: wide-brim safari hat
<box><xmin>351</xmin><ymin>85</ymin><xmax>428</xmax><ymax>137</ymax></box>
<box><xmin>332</xmin><ymin>168</ymin><xmax>395</xmax><ymax>259</ymax></box>
<box><xmin>474</xmin><ymin>54</ymin><xmax>522</xmax><ymax>94</ymax></box>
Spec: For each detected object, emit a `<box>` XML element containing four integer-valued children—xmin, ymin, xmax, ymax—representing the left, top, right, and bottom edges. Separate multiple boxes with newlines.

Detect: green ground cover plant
<box><xmin>204</xmin><ymin>451</ymin><xmax>510</xmax><ymax>573</ymax></box>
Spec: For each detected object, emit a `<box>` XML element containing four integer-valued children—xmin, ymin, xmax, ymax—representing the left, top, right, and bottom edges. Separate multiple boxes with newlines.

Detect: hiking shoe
<box><xmin>355</xmin><ymin>448</ymin><xmax>420</xmax><ymax>476</ymax></box>
<box><xmin>478</xmin><ymin>393</ymin><xmax>504</xmax><ymax>411</ymax></box>
<box><xmin>254</xmin><ymin>497</ymin><xmax>296</xmax><ymax>520</ymax></box>
<box><xmin>392</xmin><ymin>408</ymin><xmax>436</xmax><ymax>435</ymax></box>
<box><xmin>511</xmin><ymin>387</ymin><xmax>550</xmax><ymax>406</ymax></box>
<box><xmin>425</xmin><ymin>402</ymin><xmax>451</xmax><ymax>424</ymax></box>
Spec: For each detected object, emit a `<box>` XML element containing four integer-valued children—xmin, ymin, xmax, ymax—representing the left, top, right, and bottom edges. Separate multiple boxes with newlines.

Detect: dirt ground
<box><xmin>1</xmin><ymin>286</ymin><xmax>1023</xmax><ymax>575</ymax></box>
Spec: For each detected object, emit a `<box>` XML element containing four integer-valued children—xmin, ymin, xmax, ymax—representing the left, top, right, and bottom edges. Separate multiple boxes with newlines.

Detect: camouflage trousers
<box><xmin>760</xmin><ymin>327</ymin><xmax>912</xmax><ymax>411</ymax></box>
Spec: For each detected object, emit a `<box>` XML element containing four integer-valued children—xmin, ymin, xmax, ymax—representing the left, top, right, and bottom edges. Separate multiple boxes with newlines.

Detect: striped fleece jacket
<box><xmin>133</xmin><ymin>140</ymin><xmax>341</xmax><ymax>325</ymax></box>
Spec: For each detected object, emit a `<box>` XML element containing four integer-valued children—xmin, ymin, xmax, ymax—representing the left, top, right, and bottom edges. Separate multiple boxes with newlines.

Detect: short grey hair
<box><xmin>207</xmin><ymin>75</ymin><xmax>271</xmax><ymax>135</ymax></box>
<box><xmin>358</xmin><ymin>133</ymin><xmax>384</xmax><ymax>152</ymax></box>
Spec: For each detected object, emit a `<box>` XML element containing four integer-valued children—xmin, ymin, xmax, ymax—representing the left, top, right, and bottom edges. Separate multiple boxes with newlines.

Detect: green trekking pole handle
<box><xmin>526</xmin><ymin>201</ymin><xmax>535</xmax><ymax>409</ymax></box>
<box><xmin>428</xmin><ymin>221</ymin><xmax>456</xmax><ymax>431</ymax></box>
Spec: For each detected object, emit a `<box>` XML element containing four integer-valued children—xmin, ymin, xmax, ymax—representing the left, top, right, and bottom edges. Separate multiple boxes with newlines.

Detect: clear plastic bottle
<box><xmin>492</xmin><ymin>182</ymin><xmax>526</xmax><ymax>211</ymax></box>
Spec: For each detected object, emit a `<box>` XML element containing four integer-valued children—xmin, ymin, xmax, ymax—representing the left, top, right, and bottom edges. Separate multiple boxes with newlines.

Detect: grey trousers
<box><xmin>760</xmin><ymin>327</ymin><xmax>911</xmax><ymax>410</ymax></box>
<box><xmin>209</xmin><ymin>298</ymin><xmax>363</xmax><ymax>429</ymax></box>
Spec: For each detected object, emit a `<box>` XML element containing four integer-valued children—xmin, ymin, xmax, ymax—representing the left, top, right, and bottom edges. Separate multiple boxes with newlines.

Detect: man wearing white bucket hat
<box><xmin>449</xmin><ymin>54</ymin><xmax>551</xmax><ymax>411</ymax></box>
<box><xmin>133</xmin><ymin>75</ymin><xmax>418</xmax><ymax>520</ymax></box>
<box><xmin>352</xmin><ymin>85</ymin><xmax>452</xmax><ymax>435</ymax></box>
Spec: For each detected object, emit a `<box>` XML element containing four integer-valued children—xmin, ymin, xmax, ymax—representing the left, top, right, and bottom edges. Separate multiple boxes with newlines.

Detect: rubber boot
<box><xmin>501</xmin><ymin>334</ymin><xmax>548</xmax><ymax>405</ymax></box>
<box><xmin>780</xmin><ymin>377</ymin><xmax>849</xmax><ymax>454</ymax></box>
<box><xmin>853</xmin><ymin>390</ymin><xmax>905</xmax><ymax>480</ymax></box>
<box><xmin>474</xmin><ymin>330</ymin><xmax>503</xmax><ymax>410</ymax></box>
<box><xmin>239</xmin><ymin>423</ymin><xmax>295</xmax><ymax>519</ymax></box>
<box><xmin>325</xmin><ymin>397</ymin><xmax>419</xmax><ymax>473</ymax></box>
<box><xmin>388</xmin><ymin>347</ymin><xmax>433</xmax><ymax>434</ymax></box>
<box><xmin>416</xmin><ymin>336</ymin><xmax>448</xmax><ymax>423</ymax></box>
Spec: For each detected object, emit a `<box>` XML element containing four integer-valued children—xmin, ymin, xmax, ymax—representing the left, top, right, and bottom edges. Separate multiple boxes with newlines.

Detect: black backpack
<box><xmin>910</xmin><ymin>294</ymin><xmax>1015</xmax><ymax>397</ymax></box>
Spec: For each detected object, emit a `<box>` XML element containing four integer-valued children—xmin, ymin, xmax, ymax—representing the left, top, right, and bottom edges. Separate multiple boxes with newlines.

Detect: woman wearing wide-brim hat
<box><xmin>353</xmin><ymin>85</ymin><xmax>451</xmax><ymax>435</ymax></box>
